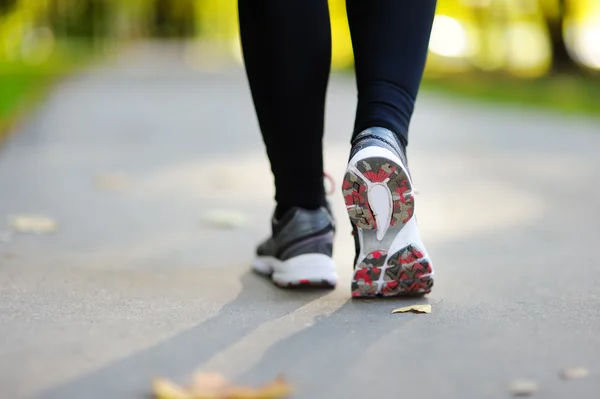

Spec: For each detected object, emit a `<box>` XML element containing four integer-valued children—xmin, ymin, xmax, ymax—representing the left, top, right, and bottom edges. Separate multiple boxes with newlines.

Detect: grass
<box><xmin>0</xmin><ymin>43</ymin><xmax>102</xmax><ymax>143</ymax></box>
<box><xmin>0</xmin><ymin>65</ymin><xmax>55</xmax><ymax>129</ymax></box>
<box><xmin>421</xmin><ymin>72</ymin><xmax>600</xmax><ymax>118</ymax></box>
<box><xmin>0</xmin><ymin>61</ymin><xmax>75</xmax><ymax>143</ymax></box>
<box><xmin>2</xmin><ymin>46</ymin><xmax>598</xmax><ymax>147</ymax></box>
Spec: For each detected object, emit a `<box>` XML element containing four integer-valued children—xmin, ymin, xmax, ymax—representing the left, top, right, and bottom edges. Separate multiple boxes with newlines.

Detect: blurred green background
<box><xmin>1</xmin><ymin>0</ymin><xmax>599</xmax><ymax>135</ymax></box>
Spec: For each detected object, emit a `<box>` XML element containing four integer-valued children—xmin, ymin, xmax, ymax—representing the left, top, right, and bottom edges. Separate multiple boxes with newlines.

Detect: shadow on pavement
<box><xmin>36</xmin><ymin>270</ymin><xmax>332</xmax><ymax>399</ymax></box>
<box><xmin>235</xmin><ymin>296</ymin><xmax>431</xmax><ymax>397</ymax></box>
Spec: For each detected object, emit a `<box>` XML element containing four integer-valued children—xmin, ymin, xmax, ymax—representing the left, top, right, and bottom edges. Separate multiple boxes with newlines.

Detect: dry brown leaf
<box><xmin>391</xmin><ymin>304</ymin><xmax>431</xmax><ymax>314</ymax></box>
<box><xmin>152</xmin><ymin>373</ymin><xmax>292</xmax><ymax>399</ymax></box>
<box><xmin>560</xmin><ymin>367</ymin><xmax>589</xmax><ymax>380</ymax></box>
<box><xmin>94</xmin><ymin>172</ymin><xmax>130</xmax><ymax>191</ymax></box>
<box><xmin>508</xmin><ymin>379</ymin><xmax>538</xmax><ymax>396</ymax></box>
<box><xmin>9</xmin><ymin>215</ymin><xmax>58</xmax><ymax>234</ymax></box>
<box><xmin>202</xmin><ymin>210</ymin><xmax>247</xmax><ymax>229</ymax></box>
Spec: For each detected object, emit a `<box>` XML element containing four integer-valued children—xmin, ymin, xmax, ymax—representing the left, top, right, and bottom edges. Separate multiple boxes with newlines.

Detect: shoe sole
<box><xmin>252</xmin><ymin>254</ymin><xmax>338</xmax><ymax>288</ymax></box>
<box><xmin>343</xmin><ymin>147</ymin><xmax>434</xmax><ymax>297</ymax></box>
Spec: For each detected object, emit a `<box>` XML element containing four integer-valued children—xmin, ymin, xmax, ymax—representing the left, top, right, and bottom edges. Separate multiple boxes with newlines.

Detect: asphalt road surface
<box><xmin>1</xmin><ymin>43</ymin><xmax>600</xmax><ymax>399</ymax></box>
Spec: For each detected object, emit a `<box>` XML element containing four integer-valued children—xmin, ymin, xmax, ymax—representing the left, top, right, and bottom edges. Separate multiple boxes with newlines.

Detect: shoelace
<box><xmin>324</xmin><ymin>172</ymin><xmax>336</xmax><ymax>196</ymax></box>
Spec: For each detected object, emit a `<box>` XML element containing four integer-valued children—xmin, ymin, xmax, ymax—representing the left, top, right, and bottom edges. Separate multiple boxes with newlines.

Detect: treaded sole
<box><xmin>273</xmin><ymin>279</ymin><xmax>336</xmax><ymax>289</ymax></box>
<box><xmin>343</xmin><ymin>154</ymin><xmax>434</xmax><ymax>297</ymax></box>
<box><xmin>350</xmin><ymin>246</ymin><xmax>433</xmax><ymax>297</ymax></box>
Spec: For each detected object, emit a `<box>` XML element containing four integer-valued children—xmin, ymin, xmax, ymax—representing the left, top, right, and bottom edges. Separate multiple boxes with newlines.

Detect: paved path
<box><xmin>1</xmin><ymin>43</ymin><xmax>600</xmax><ymax>399</ymax></box>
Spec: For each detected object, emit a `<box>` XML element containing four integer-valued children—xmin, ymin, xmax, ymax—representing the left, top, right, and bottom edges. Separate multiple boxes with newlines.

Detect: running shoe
<box><xmin>252</xmin><ymin>205</ymin><xmax>338</xmax><ymax>288</ymax></box>
<box><xmin>342</xmin><ymin>127</ymin><xmax>434</xmax><ymax>297</ymax></box>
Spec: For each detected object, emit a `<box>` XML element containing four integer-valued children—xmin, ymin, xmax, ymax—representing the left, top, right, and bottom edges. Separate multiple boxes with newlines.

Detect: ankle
<box><xmin>353</xmin><ymin>127</ymin><xmax>406</xmax><ymax>149</ymax></box>
<box><xmin>350</xmin><ymin>127</ymin><xmax>407</xmax><ymax>163</ymax></box>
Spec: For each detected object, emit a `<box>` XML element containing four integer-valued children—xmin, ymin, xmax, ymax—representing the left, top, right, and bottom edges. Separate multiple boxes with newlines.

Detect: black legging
<box><xmin>239</xmin><ymin>0</ymin><xmax>437</xmax><ymax>216</ymax></box>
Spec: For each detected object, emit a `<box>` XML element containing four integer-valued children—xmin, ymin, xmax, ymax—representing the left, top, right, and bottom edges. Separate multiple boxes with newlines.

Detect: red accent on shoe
<box><xmin>355</xmin><ymin>268</ymin><xmax>372</xmax><ymax>284</ymax></box>
<box><xmin>363</xmin><ymin>169</ymin><xmax>392</xmax><ymax>183</ymax></box>
<box><xmin>324</xmin><ymin>172</ymin><xmax>336</xmax><ymax>195</ymax></box>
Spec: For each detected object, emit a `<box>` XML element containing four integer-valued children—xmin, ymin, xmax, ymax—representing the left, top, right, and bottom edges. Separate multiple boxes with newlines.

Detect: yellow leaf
<box><xmin>508</xmin><ymin>379</ymin><xmax>538</xmax><ymax>396</ymax></box>
<box><xmin>94</xmin><ymin>172</ymin><xmax>130</xmax><ymax>191</ymax></box>
<box><xmin>391</xmin><ymin>304</ymin><xmax>431</xmax><ymax>314</ymax></box>
<box><xmin>225</xmin><ymin>376</ymin><xmax>293</xmax><ymax>399</ymax></box>
<box><xmin>152</xmin><ymin>378</ymin><xmax>191</xmax><ymax>399</ymax></box>
<box><xmin>202</xmin><ymin>209</ymin><xmax>247</xmax><ymax>229</ymax></box>
<box><xmin>560</xmin><ymin>367</ymin><xmax>589</xmax><ymax>380</ymax></box>
<box><xmin>152</xmin><ymin>373</ymin><xmax>293</xmax><ymax>399</ymax></box>
<box><xmin>9</xmin><ymin>215</ymin><xmax>57</xmax><ymax>234</ymax></box>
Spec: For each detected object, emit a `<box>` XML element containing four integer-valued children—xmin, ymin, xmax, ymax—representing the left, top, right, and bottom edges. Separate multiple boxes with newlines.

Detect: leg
<box><xmin>238</xmin><ymin>0</ymin><xmax>331</xmax><ymax>217</ymax></box>
<box><xmin>239</xmin><ymin>0</ymin><xmax>338</xmax><ymax>288</ymax></box>
<box><xmin>343</xmin><ymin>1</ymin><xmax>437</xmax><ymax>297</ymax></box>
<box><xmin>347</xmin><ymin>0</ymin><xmax>437</xmax><ymax>146</ymax></box>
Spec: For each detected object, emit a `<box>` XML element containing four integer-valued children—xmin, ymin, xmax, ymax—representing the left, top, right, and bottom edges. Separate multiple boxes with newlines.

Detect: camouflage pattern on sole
<box><xmin>351</xmin><ymin>250</ymin><xmax>387</xmax><ymax>297</ymax></box>
<box><xmin>342</xmin><ymin>157</ymin><xmax>414</xmax><ymax>231</ymax></box>
<box><xmin>351</xmin><ymin>246</ymin><xmax>433</xmax><ymax>298</ymax></box>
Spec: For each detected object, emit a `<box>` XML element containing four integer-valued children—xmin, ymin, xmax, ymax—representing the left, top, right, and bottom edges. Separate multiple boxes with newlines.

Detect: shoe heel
<box><xmin>343</xmin><ymin>150</ymin><xmax>434</xmax><ymax>297</ymax></box>
<box><xmin>343</xmin><ymin>156</ymin><xmax>414</xmax><ymax>232</ymax></box>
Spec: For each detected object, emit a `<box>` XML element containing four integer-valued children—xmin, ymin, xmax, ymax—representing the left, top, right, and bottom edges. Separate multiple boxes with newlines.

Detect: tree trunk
<box><xmin>0</xmin><ymin>0</ymin><xmax>17</xmax><ymax>14</ymax></box>
<box><xmin>546</xmin><ymin>0</ymin><xmax>578</xmax><ymax>73</ymax></box>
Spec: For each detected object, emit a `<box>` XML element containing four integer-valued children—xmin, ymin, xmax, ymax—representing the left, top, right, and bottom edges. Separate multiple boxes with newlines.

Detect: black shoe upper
<box><xmin>257</xmin><ymin>206</ymin><xmax>335</xmax><ymax>261</ymax></box>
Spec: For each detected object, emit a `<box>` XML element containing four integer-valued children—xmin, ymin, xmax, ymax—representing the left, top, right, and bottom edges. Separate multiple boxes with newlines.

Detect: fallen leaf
<box><xmin>508</xmin><ymin>379</ymin><xmax>538</xmax><ymax>396</ymax></box>
<box><xmin>202</xmin><ymin>210</ymin><xmax>247</xmax><ymax>229</ymax></box>
<box><xmin>560</xmin><ymin>367</ymin><xmax>589</xmax><ymax>380</ymax></box>
<box><xmin>227</xmin><ymin>376</ymin><xmax>292</xmax><ymax>399</ymax></box>
<box><xmin>153</xmin><ymin>378</ymin><xmax>191</xmax><ymax>399</ymax></box>
<box><xmin>391</xmin><ymin>304</ymin><xmax>431</xmax><ymax>314</ymax></box>
<box><xmin>9</xmin><ymin>215</ymin><xmax>58</xmax><ymax>234</ymax></box>
<box><xmin>94</xmin><ymin>172</ymin><xmax>130</xmax><ymax>191</ymax></box>
<box><xmin>152</xmin><ymin>372</ymin><xmax>293</xmax><ymax>399</ymax></box>
<box><xmin>189</xmin><ymin>373</ymin><xmax>229</xmax><ymax>396</ymax></box>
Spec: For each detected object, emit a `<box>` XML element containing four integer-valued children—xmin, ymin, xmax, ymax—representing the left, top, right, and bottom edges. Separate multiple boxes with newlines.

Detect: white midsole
<box><xmin>252</xmin><ymin>254</ymin><xmax>339</xmax><ymax>285</ymax></box>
